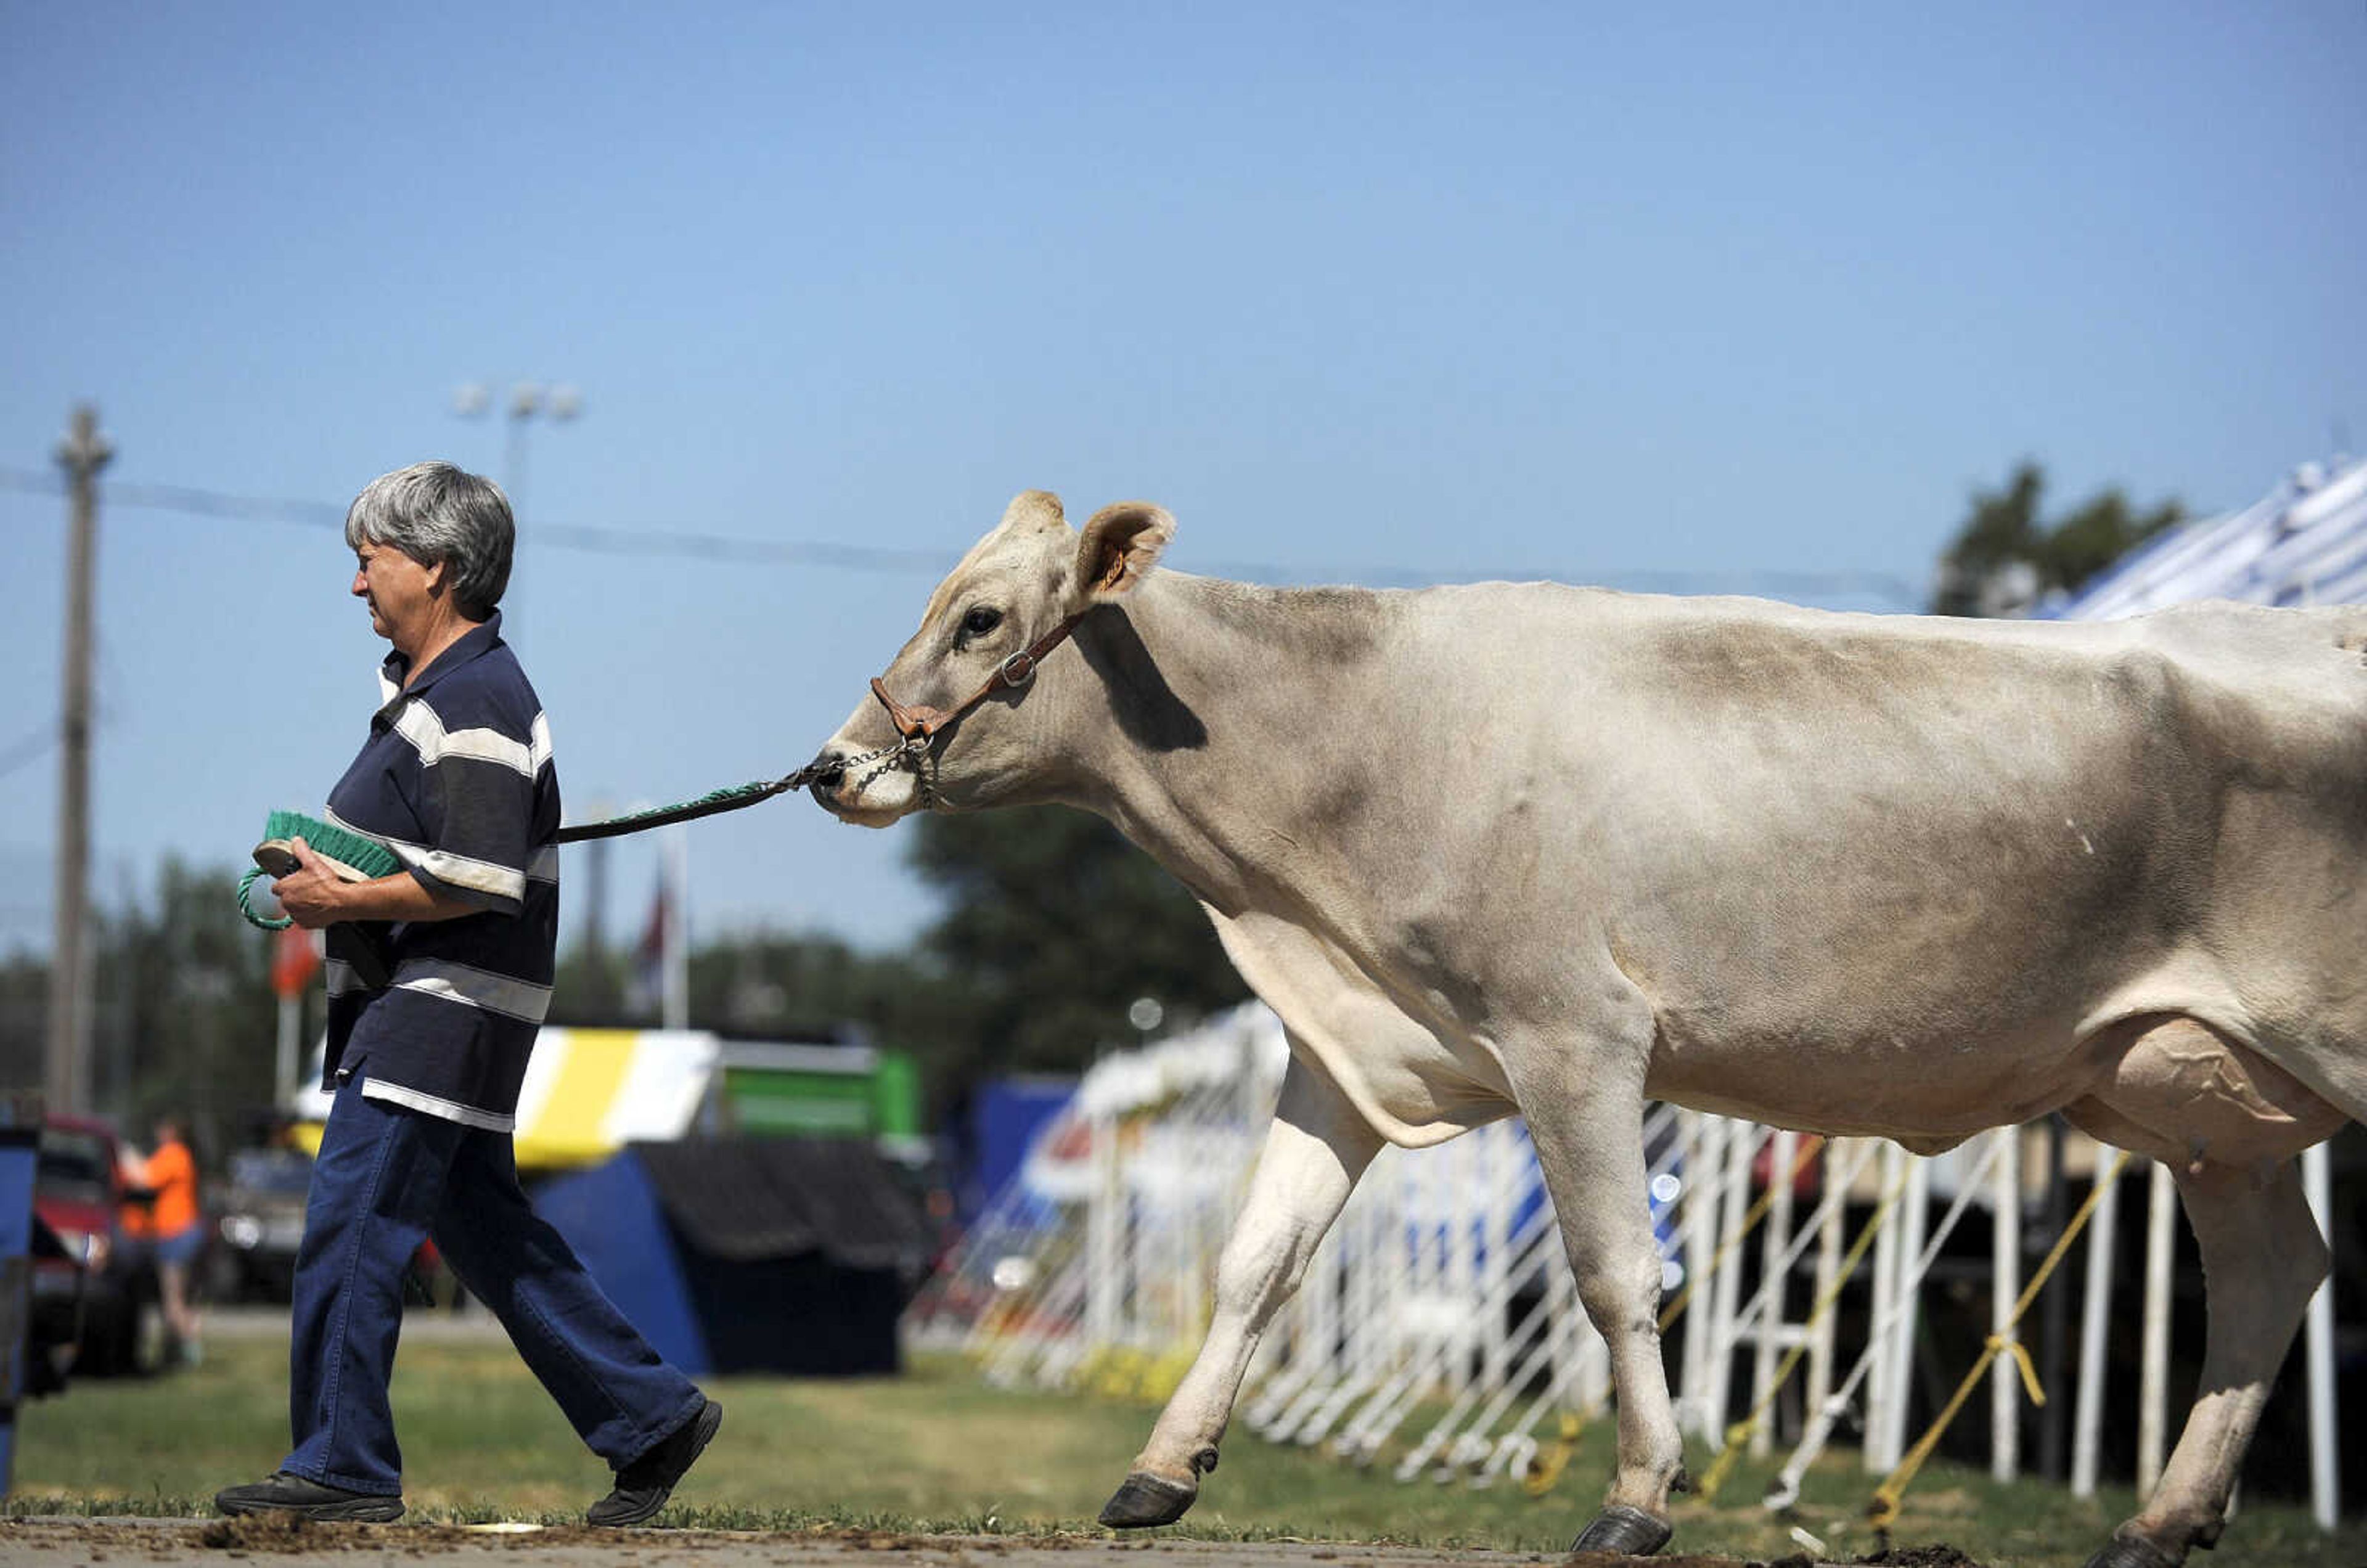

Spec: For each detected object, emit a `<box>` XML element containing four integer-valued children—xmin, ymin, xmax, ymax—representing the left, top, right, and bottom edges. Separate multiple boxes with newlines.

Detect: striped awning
<box><xmin>290</xmin><ymin>1028</ymin><xmax>721</xmax><ymax>1170</ymax></box>
<box><xmin>2054</xmin><ymin>455</ymin><xmax>2367</xmax><ymax>619</ymax></box>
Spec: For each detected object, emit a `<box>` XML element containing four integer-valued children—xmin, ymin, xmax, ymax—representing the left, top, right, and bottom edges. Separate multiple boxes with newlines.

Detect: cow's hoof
<box><xmin>2081</xmin><ymin>1532</ymin><xmax>2181</xmax><ymax>1568</ymax></box>
<box><xmin>1568</xmin><ymin>1504</ymin><xmax>1673</xmax><ymax>1555</ymax></box>
<box><xmin>1097</xmin><ymin>1472</ymin><xmax>1196</xmax><ymax>1529</ymax></box>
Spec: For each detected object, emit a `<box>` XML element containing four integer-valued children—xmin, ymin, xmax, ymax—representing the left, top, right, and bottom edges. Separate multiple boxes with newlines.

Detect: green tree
<box><xmin>97</xmin><ymin>860</ymin><xmax>279</xmax><ymax>1146</ymax></box>
<box><xmin>0</xmin><ymin>860</ymin><xmax>280</xmax><ymax>1157</ymax></box>
<box><xmin>906</xmin><ymin>805</ymin><xmax>1248</xmax><ymax>1094</ymax></box>
<box><xmin>1932</xmin><ymin>462</ymin><xmax>2185</xmax><ymax>616</ymax></box>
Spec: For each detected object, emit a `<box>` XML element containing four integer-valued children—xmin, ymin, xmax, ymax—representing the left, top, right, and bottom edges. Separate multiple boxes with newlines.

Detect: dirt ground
<box><xmin>0</xmin><ymin>1517</ymin><xmax>1992</xmax><ymax>1568</ymax></box>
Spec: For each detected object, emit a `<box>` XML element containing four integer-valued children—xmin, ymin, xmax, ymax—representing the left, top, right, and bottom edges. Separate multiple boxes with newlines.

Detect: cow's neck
<box><xmin>1050</xmin><ymin>571</ymin><xmax>1402</xmax><ymax>919</ymax></box>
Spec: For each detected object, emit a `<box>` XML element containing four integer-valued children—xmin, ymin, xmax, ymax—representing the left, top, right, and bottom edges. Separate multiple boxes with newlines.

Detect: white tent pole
<box><xmin>1706</xmin><ymin>1117</ymin><xmax>1757</xmax><ymax>1447</ymax></box>
<box><xmin>1890</xmin><ymin>1151</ymin><xmax>1931</xmax><ymax>1467</ymax></box>
<box><xmin>2071</xmin><ymin>1148</ymin><xmax>2124</xmax><ymax>1498</ymax></box>
<box><xmin>1804</xmin><ymin>1135</ymin><xmax>1846</xmax><ymax>1429</ymax></box>
<box><xmin>2301</xmin><ymin>1140</ymin><xmax>2339</xmax><ymax>1532</ymax></box>
<box><xmin>1749</xmin><ymin>1127</ymin><xmax>1798</xmax><ymax>1458</ymax></box>
<box><xmin>1678</xmin><ymin>1113</ymin><xmax>1721</xmax><ymax>1437</ymax></box>
<box><xmin>1865</xmin><ymin>1140</ymin><xmax>1905</xmax><ymax>1471</ymax></box>
<box><xmin>2138</xmin><ymin>1158</ymin><xmax>2177</xmax><ymax>1501</ymax></box>
<box><xmin>1990</xmin><ymin>1123</ymin><xmax>2022</xmax><ymax>1481</ymax></box>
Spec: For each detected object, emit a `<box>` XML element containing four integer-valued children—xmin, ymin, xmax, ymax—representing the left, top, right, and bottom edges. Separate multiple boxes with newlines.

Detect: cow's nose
<box><xmin>804</xmin><ymin>748</ymin><xmax>849</xmax><ymax>802</ymax></box>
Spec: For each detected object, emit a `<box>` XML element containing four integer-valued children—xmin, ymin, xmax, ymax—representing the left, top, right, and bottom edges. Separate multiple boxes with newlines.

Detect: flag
<box><xmin>628</xmin><ymin>874</ymin><xmax>668</xmax><ymax>1016</ymax></box>
<box><xmin>271</xmin><ymin>926</ymin><xmax>322</xmax><ymax>998</ymax></box>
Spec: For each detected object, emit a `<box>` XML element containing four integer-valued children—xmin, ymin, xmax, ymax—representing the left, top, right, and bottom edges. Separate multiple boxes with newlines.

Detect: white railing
<box><xmin>906</xmin><ymin>1003</ymin><xmax>2342</xmax><ymax>1525</ymax></box>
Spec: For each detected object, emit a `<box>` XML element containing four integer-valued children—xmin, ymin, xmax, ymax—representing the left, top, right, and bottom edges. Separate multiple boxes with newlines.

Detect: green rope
<box><xmin>242</xmin><ymin>772</ymin><xmax>811</xmax><ymax>929</ymax></box>
<box><xmin>239</xmin><ymin>867</ymin><xmax>292</xmax><ymax>931</ymax></box>
<box><xmin>553</xmin><ymin>777</ymin><xmax>797</xmax><ymax>843</ymax></box>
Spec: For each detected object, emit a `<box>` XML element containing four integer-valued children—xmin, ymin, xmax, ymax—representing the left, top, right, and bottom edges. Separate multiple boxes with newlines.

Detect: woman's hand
<box><xmin>269</xmin><ymin>838</ymin><xmax>351</xmax><ymax>929</ymax></box>
<box><xmin>271</xmin><ymin>837</ymin><xmax>481</xmax><ymax>926</ymax></box>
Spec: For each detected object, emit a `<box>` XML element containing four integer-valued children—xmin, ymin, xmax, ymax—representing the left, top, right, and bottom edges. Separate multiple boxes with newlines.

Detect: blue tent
<box><xmin>534</xmin><ymin>1137</ymin><xmax>933</xmax><ymax>1378</ymax></box>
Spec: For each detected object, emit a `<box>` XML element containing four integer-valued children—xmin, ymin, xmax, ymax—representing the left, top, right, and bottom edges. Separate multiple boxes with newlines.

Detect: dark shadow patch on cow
<box><xmin>1077</xmin><ymin>606</ymin><xmax>1208</xmax><ymax>753</ymax></box>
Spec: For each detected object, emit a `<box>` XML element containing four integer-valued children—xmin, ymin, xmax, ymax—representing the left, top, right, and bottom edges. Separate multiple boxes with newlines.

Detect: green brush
<box><xmin>252</xmin><ymin>809</ymin><xmax>403</xmax><ymax>882</ymax></box>
<box><xmin>237</xmin><ymin>811</ymin><xmax>403</xmax><ymax>933</ymax></box>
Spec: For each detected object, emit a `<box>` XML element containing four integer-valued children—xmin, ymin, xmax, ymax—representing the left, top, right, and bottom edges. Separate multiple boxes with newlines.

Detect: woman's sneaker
<box><xmin>587</xmin><ymin>1397</ymin><xmax>723</xmax><ymax>1527</ymax></box>
<box><xmin>215</xmin><ymin>1471</ymin><xmax>404</xmax><ymax>1522</ymax></box>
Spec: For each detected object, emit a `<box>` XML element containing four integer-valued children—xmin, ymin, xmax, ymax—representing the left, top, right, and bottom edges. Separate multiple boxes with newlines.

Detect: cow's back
<box><xmin>1362</xmin><ymin>587</ymin><xmax>2367</xmax><ymax>1130</ymax></box>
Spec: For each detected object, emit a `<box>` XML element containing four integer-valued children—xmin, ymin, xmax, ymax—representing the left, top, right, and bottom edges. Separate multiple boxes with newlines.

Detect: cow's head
<box><xmin>806</xmin><ymin>489</ymin><xmax>1172</xmax><ymax>826</ymax></box>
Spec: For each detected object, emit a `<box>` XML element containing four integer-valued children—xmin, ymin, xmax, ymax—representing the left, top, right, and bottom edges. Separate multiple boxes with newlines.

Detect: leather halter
<box><xmin>869</xmin><ymin>612</ymin><xmax>1085</xmax><ymax>741</ymax></box>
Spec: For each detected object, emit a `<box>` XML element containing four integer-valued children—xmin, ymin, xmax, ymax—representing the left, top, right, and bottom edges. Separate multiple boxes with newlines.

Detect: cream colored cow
<box><xmin>809</xmin><ymin>491</ymin><xmax>2361</xmax><ymax>1568</ymax></box>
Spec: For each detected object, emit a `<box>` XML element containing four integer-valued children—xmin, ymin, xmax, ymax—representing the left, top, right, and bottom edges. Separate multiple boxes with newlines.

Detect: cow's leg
<box><xmin>1513</xmin><ymin>1051</ymin><xmax>1685</xmax><ymax>1556</ymax></box>
<box><xmin>2085</xmin><ymin>1157</ymin><xmax>2326</xmax><ymax>1568</ymax></box>
<box><xmin>1098</xmin><ymin>1053</ymin><xmax>1383</xmax><ymax>1528</ymax></box>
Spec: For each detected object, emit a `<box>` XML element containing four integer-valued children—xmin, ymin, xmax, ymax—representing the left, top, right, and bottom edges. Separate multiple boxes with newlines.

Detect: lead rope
<box><xmin>552</xmin><ymin>733</ymin><xmax>924</xmax><ymax>843</ymax></box>
<box><xmin>237</xmin><ymin>735</ymin><xmax>923</xmax><ymax>930</ymax></box>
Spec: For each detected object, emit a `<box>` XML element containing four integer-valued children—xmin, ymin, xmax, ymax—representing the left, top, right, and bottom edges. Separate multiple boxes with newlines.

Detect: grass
<box><xmin>10</xmin><ymin>1334</ymin><xmax>2363</xmax><ymax>1566</ymax></box>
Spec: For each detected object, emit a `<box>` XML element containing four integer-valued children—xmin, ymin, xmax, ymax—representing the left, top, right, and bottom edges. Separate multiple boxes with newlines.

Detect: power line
<box><xmin>0</xmin><ymin>464</ymin><xmax>1924</xmax><ymax>606</ymax></box>
<box><xmin>0</xmin><ymin>722</ymin><xmax>55</xmax><ymax>783</ymax></box>
<box><xmin>0</xmin><ymin>466</ymin><xmax>968</xmax><ymax>574</ymax></box>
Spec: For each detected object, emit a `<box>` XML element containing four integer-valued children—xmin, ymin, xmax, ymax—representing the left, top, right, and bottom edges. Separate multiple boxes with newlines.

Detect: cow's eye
<box><xmin>957</xmin><ymin>605</ymin><xmax>1003</xmax><ymax>645</ymax></box>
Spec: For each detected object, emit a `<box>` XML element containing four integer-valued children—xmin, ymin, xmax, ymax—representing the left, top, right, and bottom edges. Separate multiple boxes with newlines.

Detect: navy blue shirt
<box><xmin>320</xmin><ymin>613</ymin><xmax>560</xmax><ymax>1130</ymax></box>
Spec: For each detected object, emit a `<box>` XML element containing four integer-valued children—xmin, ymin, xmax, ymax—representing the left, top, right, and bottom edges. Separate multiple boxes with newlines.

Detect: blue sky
<box><xmin>3</xmin><ymin>2</ymin><xmax>2361</xmax><ymax>955</ymax></box>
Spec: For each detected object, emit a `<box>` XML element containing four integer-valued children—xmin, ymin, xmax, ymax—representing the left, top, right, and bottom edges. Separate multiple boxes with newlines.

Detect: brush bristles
<box><xmin>261</xmin><ymin>811</ymin><xmax>403</xmax><ymax>880</ymax></box>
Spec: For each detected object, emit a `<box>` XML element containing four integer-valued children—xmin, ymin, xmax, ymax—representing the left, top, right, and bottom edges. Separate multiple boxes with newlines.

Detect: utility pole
<box><xmin>49</xmin><ymin>405</ymin><xmax>110</xmax><ymax>1116</ymax></box>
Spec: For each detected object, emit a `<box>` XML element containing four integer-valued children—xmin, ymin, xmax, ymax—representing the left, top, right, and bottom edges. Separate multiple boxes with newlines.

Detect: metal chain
<box><xmin>779</xmin><ymin>732</ymin><xmax>928</xmax><ymax>794</ymax></box>
<box><xmin>835</xmin><ymin>732</ymin><xmax>933</xmax><ymax>803</ymax></box>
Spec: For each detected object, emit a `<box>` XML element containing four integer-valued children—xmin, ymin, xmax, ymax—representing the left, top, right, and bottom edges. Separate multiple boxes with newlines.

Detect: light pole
<box><xmin>452</xmin><ymin>380</ymin><xmax>581</xmax><ymax>638</ymax></box>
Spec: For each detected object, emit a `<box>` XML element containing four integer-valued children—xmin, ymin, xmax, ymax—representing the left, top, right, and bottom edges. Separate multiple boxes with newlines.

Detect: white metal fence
<box><xmin>905</xmin><ymin>1002</ymin><xmax>2342</xmax><ymax>1525</ymax></box>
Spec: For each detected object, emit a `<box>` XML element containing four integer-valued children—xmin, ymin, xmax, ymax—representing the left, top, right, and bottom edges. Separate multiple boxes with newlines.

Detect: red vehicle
<box><xmin>33</xmin><ymin>1114</ymin><xmax>170</xmax><ymax>1377</ymax></box>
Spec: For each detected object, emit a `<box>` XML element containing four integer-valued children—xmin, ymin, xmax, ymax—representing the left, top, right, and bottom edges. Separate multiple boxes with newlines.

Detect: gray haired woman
<box><xmin>218</xmin><ymin>461</ymin><xmax>721</xmax><ymax>1524</ymax></box>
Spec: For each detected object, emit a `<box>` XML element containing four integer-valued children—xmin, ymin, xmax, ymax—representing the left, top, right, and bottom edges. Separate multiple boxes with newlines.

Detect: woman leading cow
<box><xmin>215</xmin><ymin>462</ymin><xmax>721</xmax><ymax>1525</ymax></box>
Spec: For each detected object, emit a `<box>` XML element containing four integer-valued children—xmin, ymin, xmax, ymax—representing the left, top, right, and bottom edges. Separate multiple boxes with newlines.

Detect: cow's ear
<box><xmin>1075</xmin><ymin>502</ymin><xmax>1174</xmax><ymax>603</ymax></box>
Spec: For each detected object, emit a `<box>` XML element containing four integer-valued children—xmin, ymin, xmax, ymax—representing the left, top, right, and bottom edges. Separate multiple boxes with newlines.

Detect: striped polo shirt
<box><xmin>320</xmin><ymin>612</ymin><xmax>560</xmax><ymax>1130</ymax></box>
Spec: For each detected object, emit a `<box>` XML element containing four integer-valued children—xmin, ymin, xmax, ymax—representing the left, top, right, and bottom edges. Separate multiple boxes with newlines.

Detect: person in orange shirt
<box><xmin>129</xmin><ymin>1115</ymin><xmax>204</xmax><ymax>1363</ymax></box>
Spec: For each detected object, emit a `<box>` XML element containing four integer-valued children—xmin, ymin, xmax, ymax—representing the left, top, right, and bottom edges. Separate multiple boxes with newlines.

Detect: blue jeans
<box><xmin>285</xmin><ymin>1071</ymin><xmax>704</xmax><ymax>1495</ymax></box>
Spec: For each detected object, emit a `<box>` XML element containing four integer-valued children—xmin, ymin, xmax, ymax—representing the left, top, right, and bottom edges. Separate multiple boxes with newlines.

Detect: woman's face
<box><xmin>351</xmin><ymin>537</ymin><xmax>444</xmax><ymax>649</ymax></box>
